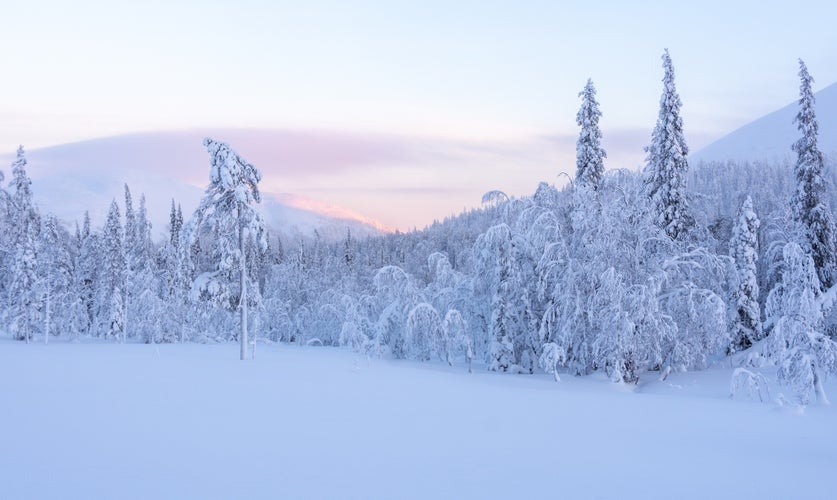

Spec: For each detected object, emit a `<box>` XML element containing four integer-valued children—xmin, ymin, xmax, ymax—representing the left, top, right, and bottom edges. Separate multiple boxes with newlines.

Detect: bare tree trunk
<box><xmin>44</xmin><ymin>289</ymin><xmax>50</xmax><ymax>345</ymax></box>
<box><xmin>123</xmin><ymin>287</ymin><xmax>128</xmax><ymax>344</ymax></box>
<box><xmin>814</xmin><ymin>366</ymin><xmax>830</xmax><ymax>405</ymax></box>
<box><xmin>240</xmin><ymin>223</ymin><xmax>248</xmax><ymax>361</ymax></box>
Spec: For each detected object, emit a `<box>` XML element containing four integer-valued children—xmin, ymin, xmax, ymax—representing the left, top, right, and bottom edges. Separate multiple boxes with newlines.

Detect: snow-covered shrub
<box><xmin>539</xmin><ymin>342</ymin><xmax>566</xmax><ymax>382</ymax></box>
<box><xmin>339</xmin><ymin>310</ymin><xmax>371</xmax><ymax>354</ymax></box>
<box><xmin>405</xmin><ymin>303</ymin><xmax>443</xmax><ymax>362</ymax></box>
<box><xmin>589</xmin><ymin>268</ymin><xmax>641</xmax><ymax>383</ymax></box>
<box><xmin>474</xmin><ymin>223</ymin><xmax>538</xmax><ymax>373</ymax></box>
<box><xmin>765</xmin><ymin>243</ymin><xmax>837</xmax><ymax>404</ymax></box>
<box><xmin>664</xmin><ymin>284</ymin><xmax>729</xmax><ymax>371</ymax></box>
<box><xmin>442</xmin><ymin>309</ymin><xmax>468</xmax><ymax>367</ymax></box>
<box><xmin>729</xmin><ymin>368</ymin><xmax>771</xmax><ymax>403</ymax></box>
<box><xmin>372</xmin><ymin>265</ymin><xmax>418</xmax><ymax>358</ymax></box>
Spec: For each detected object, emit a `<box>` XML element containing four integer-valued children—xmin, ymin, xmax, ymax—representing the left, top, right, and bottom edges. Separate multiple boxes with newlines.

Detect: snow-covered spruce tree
<box><xmin>575</xmin><ymin>78</ymin><xmax>606</xmax><ymax>190</ymax></box>
<box><xmin>160</xmin><ymin>199</ymin><xmax>189</xmax><ymax>342</ymax></box>
<box><xmin>729</xmin><ymin>196</ymin><xmax>762</xmax><ymax>352</ymax></box>
<box><xmin>189</xmin><ymin>138</ymin><xmax>266</xmax><ymax>360</ymax></box>
<box><xmin>644</xmin><ymin>49</ymin><xmax>692</xmax><ymax>240</ymax></box>
<box><xmin>100</xmin><ymin>200</ymin><xmax>126</xmax><ymax>341</ymax></box>
<box><xmin>274</xmin><ymin>234</ymin><xmax>284</xmax><ymax>264</ymax></box>
<box><xmin>9</xmin><ymin>223</ymin><xmax>39</xmax><ymax>343</ymax></box>
<box><xmin>0</xmin><ymin>169</ymin><xmax>9</xmax><ymax>325</ymax></box>
<box><xmin>169</xmin><ymin>200</ymin><xmax>184</xmax><ymax>248</ymax></box>
<box><xmin>343</xmin><ymin>228</ymin><xmax>354</xmax><ymax>268</ymax></box>
<box><xmin>123</xmin><ymin>184</ymin><xmax>137</xmax><ymax>340</ymax></box>
<box><xmin>64</xmin><ymin>222</ymin><xmax>89</xmax><ymax>341</ymax></box>
<box><xmin>279</xmin><ymin>238</ymin><xmax>313</xmax><ymax>343</ymax></box>
<box><xmin>572</xmin><ymin>79</ymin><xmax>605</xmax><ymax>251</ymax></box>
<box><xmin>765</xmin><ymin>242</ymin><xmax>837</xmax><ymax>404</ymax></box>
<box><xmin>76</xmin><ymin>212</ymin><xmax>99</xmax><ymax>337</ymax></box>
<box><xmin>128</xmin><ymin>194</ymin><xmax>165</xmax><ymax>343</ymax></box>
<box><xmin>124</xmin><ymin>184</ymin><xmax>137</xmax><ymax>256</ymax></box>
<box><xmin>791</xmin><ymin>59</ymin><xmax>836</xmax><ymax>290</ymax></box>
<box><xmin>37</xmin><ymin>214</ymin><xmax>72</xmax><ymax>344</ymax></box>
<box><xmin>8</xmin><ymin>145</ymin><xmax>37</xmax><ymax>243</ymax></box>
<box><xmin>134</xmin><ymin>194</ymin><xmax>155</xmax><ymax>268</ymax></box>
<box><xmin>4</xmin><ymin>145</ymin><xmax>40</xmax><ymax>334</ymax></box>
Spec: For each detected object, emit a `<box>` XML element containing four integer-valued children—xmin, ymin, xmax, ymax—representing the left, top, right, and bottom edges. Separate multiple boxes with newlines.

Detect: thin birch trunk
<box><xmin>240</xmin><ymin>223</ymin><xmax>248</xmax><ymax>361</ymax></box>
<box><xmin>44</xmin><ymin>289</ymin><xmax>50</xmax><ymax>345</ymax></box>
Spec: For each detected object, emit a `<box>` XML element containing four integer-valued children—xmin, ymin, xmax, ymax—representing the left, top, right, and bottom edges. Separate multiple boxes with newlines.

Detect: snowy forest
<box><xmin>2</xmin><ymin>52</ymin><xmax>837</xmax><ymax>406</ymax></box>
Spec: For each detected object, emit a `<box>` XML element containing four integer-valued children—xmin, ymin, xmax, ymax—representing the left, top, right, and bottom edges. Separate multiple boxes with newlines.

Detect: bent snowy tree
<box><xmin>189</xmin><ymin>138</ymin><xmax>266</xmax><ymax>360</ymax></box>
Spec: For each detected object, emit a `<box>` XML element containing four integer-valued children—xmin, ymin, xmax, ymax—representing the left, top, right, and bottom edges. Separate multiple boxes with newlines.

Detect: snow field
<box><xmin>1</xmin><ymin>339</ymin><xmax>834</xmax><ymax>500</ymax></box>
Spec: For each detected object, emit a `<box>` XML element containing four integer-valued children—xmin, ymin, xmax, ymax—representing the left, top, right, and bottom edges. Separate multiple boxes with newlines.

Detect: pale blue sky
<box><xmin>2</xmin><ymin>0</ymin><xmax>836</xmax><ymax>228</ymax></box>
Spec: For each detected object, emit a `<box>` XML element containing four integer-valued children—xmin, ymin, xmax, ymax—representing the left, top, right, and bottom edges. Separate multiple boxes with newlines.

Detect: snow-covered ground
<box><xmin>1</xmin><ymin>339</ymin><xmax>834</xmax><ymax>500</ymax></box>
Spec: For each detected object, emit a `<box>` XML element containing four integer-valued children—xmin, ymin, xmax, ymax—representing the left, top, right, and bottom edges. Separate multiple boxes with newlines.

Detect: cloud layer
<box><xmin>3</xmin><ymin>127</ymin><xmax>654</xmax><ymax>230</ymax></box>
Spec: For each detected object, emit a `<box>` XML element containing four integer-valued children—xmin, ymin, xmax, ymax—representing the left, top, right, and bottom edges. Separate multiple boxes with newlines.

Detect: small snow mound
<box><xmin>773</xmin><ymin>393</ymin><xmax>807</xmax><ymax>415</ymax></box>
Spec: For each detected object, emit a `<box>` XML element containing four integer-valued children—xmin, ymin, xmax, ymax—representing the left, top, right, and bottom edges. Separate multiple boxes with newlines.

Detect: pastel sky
<box><xmin>2</xmin><ymin>0</ymin><xmax>837</xmax><ymax>230</ymax></box>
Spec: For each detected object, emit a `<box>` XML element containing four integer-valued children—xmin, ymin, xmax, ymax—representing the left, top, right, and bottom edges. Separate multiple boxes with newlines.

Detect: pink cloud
<box><xmin>3</xmin><ymin>127</ymin><xmax>656</xmax><ymax>230</ymax></box>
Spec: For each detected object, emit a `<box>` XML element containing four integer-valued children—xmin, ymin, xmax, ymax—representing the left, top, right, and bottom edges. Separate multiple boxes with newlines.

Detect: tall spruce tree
<box><xmin>190</xmin><ymin>138</ymin><xmax>266</xmax><ymax>360</ymax></box>
<box><xmin>76</xmin><ymin>211</ymin><xmax>98</xmax><ymax>336</ymax></box>
<box><xmin>161</xmin><ymin>200</ymin><xmax>189</xmax><ymax>342</ymax></box>
<box><xmin>575</xmin><ymin>78</ymin><xmax>607</xmax><ymax>190</ymax></box>
<box><xmin>0</xmin><ymin>165</ymin><xmax>9</xmax><ymax>324</ymax></box>
<box><xmin>644</xmin><ymin>49</ymin><xmax>691</xmax><ymax>240</ymax></box>
<box><xmin>101</xmin><ymin>200</ymin><xmax>126</xmax><ymax>341</ymax></box>
<box><xmin>134</xmin><ymin>194</ymin><xmax>153</xmax><ymax>267</ymax></box>
<box><xmin>343</xmin><ymin>228</ymin><xmax>354</xmax><ymax>268</ymax></box>
<box><xmin>38</xmin><ymin>215</ymin><xmax>63</xmax><ymax>344</ymax></box>
<box><xmin>131</xmin><ymin>194</ymin><xmax>162</xmax><ymax>343</ymax></box>
<box><xmin>169</xmin><ymin>199</ymin><xmax>183</xmax><ymax>248</ymax></box>
<box><xmin>65</xmin><ymin>220</ymin><xmax>89</xmax><ymax>341</ymax></box>
<box><xmin>6</xmin><ymin>145</ymin><xmax>41</xmax><ymax>341</ymax></box>
<box><xmin>123</xmin><ymin>185</ymin><xmax>136</xmax><ymax>340</ymax></box>
<box><xmin>124</xmin><ymin>184</ymin><xmax>137</xmax><ymax>257</ymax></box>
<box><xmin>9</xmin><ymin>223</ymin><xmax>39</xmax><ymax>343</ymax></box>
<box><xmin>9</xmin><ymin>145</ymin><xmax>36</xmax><ymax>240</ymax></box>
<box><xmin>791</xmin><ymin>59</ymin><xmax>836</xmax><ymax>290</ymax></box>
<box><xmin>730</xmin><ymin>196</ymin><xmax>762</xmax><ymax>352</ymax></box>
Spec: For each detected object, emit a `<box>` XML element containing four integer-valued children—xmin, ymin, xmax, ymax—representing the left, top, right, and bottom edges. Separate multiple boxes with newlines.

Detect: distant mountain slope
<box><xmin>692</xmin><ymin>82</ymin><xmax>837</xmax><ymax>163</ymax></box>
<box><xmin>6</xmin><ymin>131</ymin><xmax>390</xmax><ymax>242</ymax></box>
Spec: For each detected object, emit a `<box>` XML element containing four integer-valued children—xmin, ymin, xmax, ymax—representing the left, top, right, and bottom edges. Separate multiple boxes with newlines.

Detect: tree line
<box><xmin>1</xmin><ymin>52</ymin><xmax>836</xmax><ymax>404</ymax></box>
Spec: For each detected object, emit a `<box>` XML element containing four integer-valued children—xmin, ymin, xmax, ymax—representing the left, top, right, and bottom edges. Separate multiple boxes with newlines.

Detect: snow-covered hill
<box><xmin>6</xmin><ymin>131</ymin><xmax>390</xmax><ymax>242</ymax></box>
<box><xmin>693</xmin><ymin>82</ymin><xmax>837</xmax><ymax>163</ymax></box>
